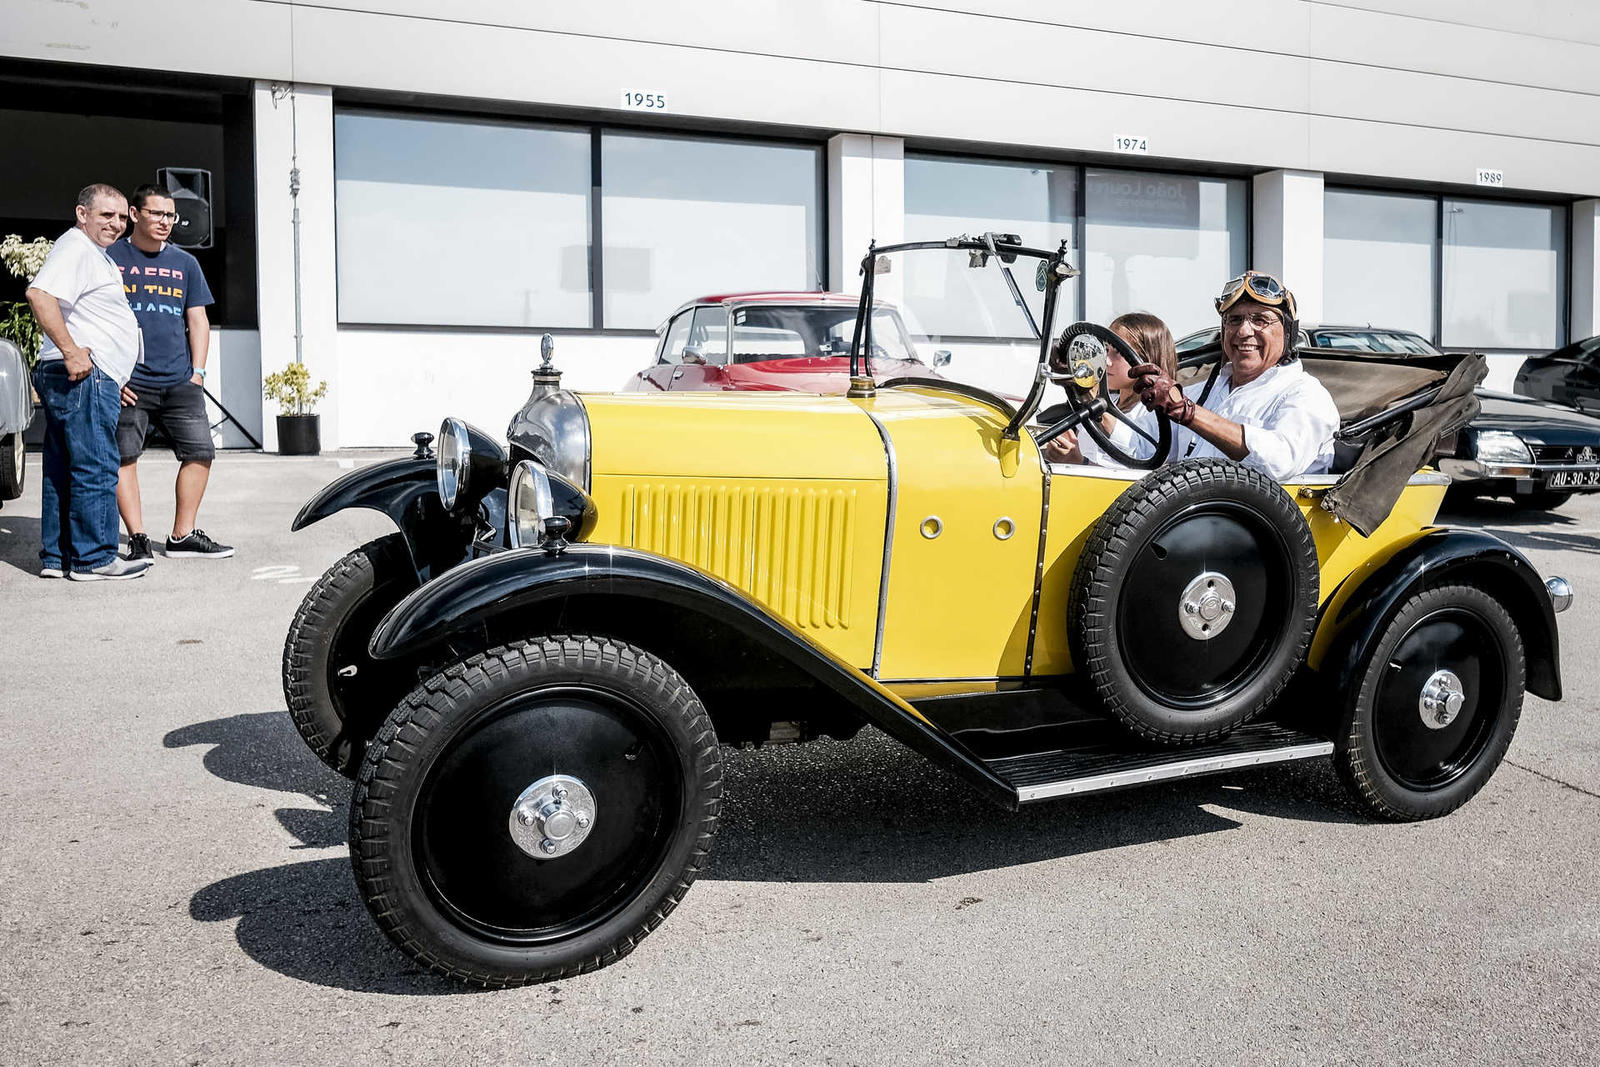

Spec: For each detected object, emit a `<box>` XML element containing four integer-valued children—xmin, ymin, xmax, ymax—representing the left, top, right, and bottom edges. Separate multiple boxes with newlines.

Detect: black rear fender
<box><xmin>368</xmin><ymin>544</ymin><xmax>1015</xmax><ymax>808</ymax></box>
<box><xmin>1317</xmin><ymin>528</ymin><xmax>1561</xmax><ymax>702</ymax></box>
<box><xmin>291</xmin><ymin>456</ymin><xmax>505</xmax><ymax>583</ymax></box>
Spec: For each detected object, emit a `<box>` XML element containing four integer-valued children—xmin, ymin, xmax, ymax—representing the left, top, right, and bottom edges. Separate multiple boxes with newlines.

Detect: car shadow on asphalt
<box><xmin>0</xmin><ymin>513</ymin><xmax>43</xmax><ymax>576</ymax></box>
<box><xmin>1440</xmin><ymin>497</ymin><xmax>1599</xmax><ymax>555</ymax></box>
<box><xmin>170</xmin><ymin>710</ymin><xmax>1365</xmax><ymax>993</ymax></box>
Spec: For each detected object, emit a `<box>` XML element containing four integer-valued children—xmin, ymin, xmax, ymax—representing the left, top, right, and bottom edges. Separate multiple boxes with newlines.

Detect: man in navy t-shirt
<box><xmin>108</xmin><ymin>184</ymin><xmax>232</xmax><ymax>559</ymax></box>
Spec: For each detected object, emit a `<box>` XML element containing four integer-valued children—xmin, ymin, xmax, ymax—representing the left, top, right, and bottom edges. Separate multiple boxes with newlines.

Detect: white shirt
<box><xmin>30</xmin><ymin>226</ymin><xmax>143</xmax><ymax>386</ymax></box>
<box><xmin>1173</xmin><ymin>359</ymin><xmax>1339</xmax><ymax>480</ymax></box>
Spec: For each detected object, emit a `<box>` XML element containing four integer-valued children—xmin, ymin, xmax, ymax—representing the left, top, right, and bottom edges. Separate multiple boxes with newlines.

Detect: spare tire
<box><xmin>1067</xmin><ymin>459</ymin><xmax>1319</xmax><ymax>744</ymax></box>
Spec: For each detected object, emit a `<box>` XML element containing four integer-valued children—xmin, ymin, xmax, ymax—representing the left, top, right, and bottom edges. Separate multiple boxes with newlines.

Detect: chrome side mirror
<box><xmin>933</xmin><ymin>350</ymin><xmax>952</xmax><ymax>368</ymax></box>
<box><xmin>682</xmin><ymin>343</ymin><xmax>706</xmax><ymax>366</ymax></box>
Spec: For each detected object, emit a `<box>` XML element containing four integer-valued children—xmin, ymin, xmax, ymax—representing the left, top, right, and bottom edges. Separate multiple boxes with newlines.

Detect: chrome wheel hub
<box><xmin>508</xmin><ymin>774</ymin><xmax>596</xmax><ymax>860</ymax></box>
<box><xmin>1418</xmin><ymin>669</ymin><xmax>1466</xmax><ymax>729</ymax></box>
<box><xmin>1178</xmin><ymin>571</ymin><xmax>1237</xmax><ymax>641</ymax></box>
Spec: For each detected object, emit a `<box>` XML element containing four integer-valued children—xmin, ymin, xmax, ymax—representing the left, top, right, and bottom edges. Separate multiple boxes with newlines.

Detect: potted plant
<box><xmin>263</xmin><ymin>362</ymin><xmax>328</xmax><ymax>455</ymax></box>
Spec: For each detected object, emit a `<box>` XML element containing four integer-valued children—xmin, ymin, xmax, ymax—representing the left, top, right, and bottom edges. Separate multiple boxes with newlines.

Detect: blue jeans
<box><xmin>34</xmin><ymin>361</ymin><xmax>121</xmax><ymax>572</ymax></box>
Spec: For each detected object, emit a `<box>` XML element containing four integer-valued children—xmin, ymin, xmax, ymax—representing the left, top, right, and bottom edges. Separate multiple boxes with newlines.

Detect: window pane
<box><xmin>601</xmin><ymin>133</ymin><xmax>821</xmax><ymax>329</ymax></box>
<box><xmin>1083</xmin><ymin>170</ymin><xmax>1246</xmax><ymax>339</ymax></box>
<box><xmin>689</xmin><ymin>306</ymin><xmax>728</xmax><ymax>364</ymax></box>
<box><xmin>1442</xmin><ymin>199</ymin><xmax>1566</xmax><ymax>349</ymax></box>
<box><xmin>658</xmin><ymin>312</ymin><xmax>691</xmax><ymax>364</ymax></box>
<box><xmin>1324</xmin><ymin>189</ymin><xmax>1436</xmax><ymax>340</ymax></box>
<box><xmin>903</xmin><ymin>155</ymin><xmax>1078</xmax><ymax>334</ymax></box>
<box><xmin>335</xmin><ymin>111</ymin><xmax>591</xmax><ymax>326</ymax></box>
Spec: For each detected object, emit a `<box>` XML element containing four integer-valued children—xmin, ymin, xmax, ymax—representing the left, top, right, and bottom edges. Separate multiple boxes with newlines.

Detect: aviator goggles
<box><xmin>1215</xmin><ymin>270</ymin><xmax>1297</xmax><ymax>321</ymax></box>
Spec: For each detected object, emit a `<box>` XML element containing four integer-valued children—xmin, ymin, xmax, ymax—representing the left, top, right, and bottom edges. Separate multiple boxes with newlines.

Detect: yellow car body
<box><xmin>578</xmin><ymin>386</ymin><xmax>1447</xmax><ymax>693</ymax></box>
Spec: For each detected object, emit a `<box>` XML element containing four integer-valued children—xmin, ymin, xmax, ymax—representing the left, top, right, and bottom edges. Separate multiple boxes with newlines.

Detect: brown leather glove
<box><xmin>1130</xmin><ymin>363</ymin><xmax>1196</xmax><ymax>426</ymax></box>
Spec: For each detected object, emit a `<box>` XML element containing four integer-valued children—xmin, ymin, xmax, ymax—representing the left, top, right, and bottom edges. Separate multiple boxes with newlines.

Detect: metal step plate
<box><xmin>986</xmin><ymin>721</ymin><xmax>1334</xmax><ymax>804</ymax></box>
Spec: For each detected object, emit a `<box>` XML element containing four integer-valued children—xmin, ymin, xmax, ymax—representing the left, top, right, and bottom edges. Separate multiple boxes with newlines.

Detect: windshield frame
<box><xmin>848</xmin><ymin>233</ymin><xmax>1077</xmax><ymax>439</ymax></box>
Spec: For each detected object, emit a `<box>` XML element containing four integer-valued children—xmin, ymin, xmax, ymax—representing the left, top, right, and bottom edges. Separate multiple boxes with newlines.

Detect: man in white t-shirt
<box><xmin>25</xmin><ymin>183</ymin><xmax>151</xmax><ymax>581</ymax></box>
<box><xmin>1131</xmin><ymin>272</ymin><xmax>1339</xmax><ymax>481</ymax></box>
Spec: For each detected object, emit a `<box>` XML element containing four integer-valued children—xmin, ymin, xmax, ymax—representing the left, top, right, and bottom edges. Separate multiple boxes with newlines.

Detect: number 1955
<box><xmin>621</xmin><ymin>90</ymin><xmax>669</xmax><ymax>111</ymax></box>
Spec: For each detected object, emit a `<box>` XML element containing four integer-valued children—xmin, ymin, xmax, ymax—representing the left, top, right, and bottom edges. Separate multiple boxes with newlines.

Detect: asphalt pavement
<box><xmin>1</xmin><ymin>450</ymin><xmax>1596</xmax><ymax>1066</ymax></box>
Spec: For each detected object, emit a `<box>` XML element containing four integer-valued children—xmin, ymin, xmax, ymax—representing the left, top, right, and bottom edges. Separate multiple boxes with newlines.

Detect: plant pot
<box><xmin>277</xmin><ymin>414</ymin><xmax>321</xmax><ymax>456</ymax></box>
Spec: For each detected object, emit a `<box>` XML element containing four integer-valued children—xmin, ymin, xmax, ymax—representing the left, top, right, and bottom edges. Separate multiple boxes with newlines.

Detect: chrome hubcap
<box><xmin>1418</xmin><ymin>669</ymin><xmax>1466</xmax><ymax>729</ymax></box>
<box><xmin>1178</xmin><ymin>571</ymin><xmax>1237</xmax><ymax>641</ymax></box>
<box><xmin>508</xmin><ymin>774</ymin><xmax>596</xmax><ymax>860</ymax></box>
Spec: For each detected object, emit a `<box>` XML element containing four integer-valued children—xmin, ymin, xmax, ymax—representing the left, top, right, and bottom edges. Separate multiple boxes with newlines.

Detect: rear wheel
<box><xmin>1068</xmin><ymin>459</ymin><xmax>1320</xmax><ymax>743</ymax></box>
<box><xmin>283</xmin><ymin>535</ymin><xmax>419</xmax><ymax>776</ymax></box>
<box><xmin>0</xmin><ymin>432</ymin><xmax>23</xmax><ymax>500</ymax></box>
<box><xmin>1334</xmin><ymin>584</ymin><xmax>1523</xmax><ymax>821</ymax></box>
<box><xmin>350</xmin><ymin>635</ymin><xmax>722</xmax><ymax>987</ymax></box>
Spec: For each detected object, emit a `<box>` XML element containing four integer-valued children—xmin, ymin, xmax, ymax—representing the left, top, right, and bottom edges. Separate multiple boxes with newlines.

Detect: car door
<box><xmin>637</xmin><ymin>310</ymin><xmax>693</xmax><ymax>392</ymax></box>
<box><xmin>669</xmin><ymin>306</ymin><xmax>729</xmax><ymax>390</ymax></box>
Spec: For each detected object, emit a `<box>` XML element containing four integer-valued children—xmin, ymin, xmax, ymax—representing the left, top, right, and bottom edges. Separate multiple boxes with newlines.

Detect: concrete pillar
<box><xmin>1252</xmin><ymin>169</ymin><xmax>1324</xmax><ymax>325</ymax></box>
<box><xmin>1572</xmin><ymin>199</ymin><xmax>1600</xmax><ymax>342</ymax></box>
<box><xmin>253</xmin><ymin>82</ymin><xmax>340</xmax><ymax>450</ymax></box>
<box><xmin>827</xmin><ymin>134</ymin><xmax>904</xmax><ymax>299</ymax></box>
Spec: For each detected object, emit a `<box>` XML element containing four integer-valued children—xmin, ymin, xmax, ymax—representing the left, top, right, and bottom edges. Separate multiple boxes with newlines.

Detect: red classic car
<box><xmin>627</xmin><ymin>291</ymin><xmax>949</xmax><ymax>393</ymax></box>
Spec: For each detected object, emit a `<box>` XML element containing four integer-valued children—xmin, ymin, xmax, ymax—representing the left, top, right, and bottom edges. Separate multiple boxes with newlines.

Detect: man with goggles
<box><xmin>1130</xmin><ymin>270</ymin><xmax>1339</xmax><ymax>481</ymax></box>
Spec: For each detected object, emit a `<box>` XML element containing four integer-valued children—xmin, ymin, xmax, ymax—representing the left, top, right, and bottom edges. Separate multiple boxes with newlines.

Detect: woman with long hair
<box><xmin>1042</xmin><ymin>311</ymin><xmax>1178</xmax><ymax>467</ymax></box>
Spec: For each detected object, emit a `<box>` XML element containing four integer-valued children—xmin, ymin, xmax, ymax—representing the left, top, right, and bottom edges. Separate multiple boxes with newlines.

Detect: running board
<box><xmin>984</xmin><ymin>722</ymin><xmax>1334</xmax><ymax>804</ymax></box>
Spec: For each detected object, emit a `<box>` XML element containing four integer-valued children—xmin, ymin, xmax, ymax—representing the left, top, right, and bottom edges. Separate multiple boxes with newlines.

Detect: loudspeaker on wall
<box><xmin>157</xmin><ymin>167</ymin><xmax>213</xmax><ymax>249</ymax></box>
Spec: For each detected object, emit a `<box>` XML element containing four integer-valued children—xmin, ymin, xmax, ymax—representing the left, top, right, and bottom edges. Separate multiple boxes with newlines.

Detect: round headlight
<box><xmin>508</xmin><ymin>460</ymin><xmax>555</xmax><ymax>549</ymax></box>
<box><xmin>436</xmin><ymin>417</ymin><xmax>471</xmax><ymax>510</ymax></box>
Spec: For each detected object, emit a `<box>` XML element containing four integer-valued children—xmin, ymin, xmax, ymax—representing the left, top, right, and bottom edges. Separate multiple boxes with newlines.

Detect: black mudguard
<box><xmin>368</xmin><ymin>544</ymin><xmax>1017</xmax><ymax>808</ymax></box>
<box><xmin>291</xmin><ymin>456</ymin><xmax>506</xmax><ymax>583</ymax></box>
<box><xmin>1321</xmin><ymin>528</ymin><xmax>1561</xmax><ymax>701</ymax></box>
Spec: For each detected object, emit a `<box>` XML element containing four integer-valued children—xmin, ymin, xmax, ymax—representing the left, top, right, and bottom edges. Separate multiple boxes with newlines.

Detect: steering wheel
<box><xmin>1046</xmin><ymin>321</ymin><xmax>1172</xmax><ymax>469</ymax></box>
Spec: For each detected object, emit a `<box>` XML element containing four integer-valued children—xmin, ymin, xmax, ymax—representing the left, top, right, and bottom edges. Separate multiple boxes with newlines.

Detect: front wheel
<box><xmin>1334</xmin><ymin>584</ymin><xmax>1524</xmax><ymax>821</ymax></box>
<box><xmin>350</xmin><ymin>636</ymin><xmax>722</xmax><ymax>987</ymax></box>
<box><xmin>282</xmin><ymin>534</ymin><xmax>419</xmax><ymax>776</ymax></box>
<box><xmin>1521</xmin><ymin>490</ymin><xmax>1571</xmax><ymax>511</ymax></box>
<box><xmin>0</xmin><ymin>432</ymin><xmax>23</xmax><ymax>501</ymax></box>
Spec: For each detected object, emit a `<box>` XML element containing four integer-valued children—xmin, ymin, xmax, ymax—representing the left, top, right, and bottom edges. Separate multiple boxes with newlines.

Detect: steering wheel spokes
<box><xmin>1046</xmin><ymin>321</ymin><xmax>1172</xmax><ymax>470</ymax></box>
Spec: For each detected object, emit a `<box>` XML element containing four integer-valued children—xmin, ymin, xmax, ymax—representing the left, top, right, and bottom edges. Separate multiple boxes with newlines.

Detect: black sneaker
<box><xmin>127</xmin><ymin>533</ymin><xmax>154</xmax><ymax>561</ymax></box>
<box><xmin>165</xmin><ymin>529</ymin><xmax>235</xmax><ymax>559</ymax></box>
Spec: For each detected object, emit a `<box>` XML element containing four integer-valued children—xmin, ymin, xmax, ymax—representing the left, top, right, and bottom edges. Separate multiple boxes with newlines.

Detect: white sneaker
<box><xmin>68</xmin><ymin>557</ymin><xmax>152</xmax><ymax>581</ymax></box>
<box><xmin>40</xmin><ymin>566</ymin><xmax>66</xmax><ymax>579</ymax></box>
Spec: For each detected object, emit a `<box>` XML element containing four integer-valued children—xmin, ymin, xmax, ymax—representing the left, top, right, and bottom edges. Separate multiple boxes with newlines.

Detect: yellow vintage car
<box><xmin>286</xmin><ymin>235</ymin><xmax>1569</xmax><ymax>987</ymax></box>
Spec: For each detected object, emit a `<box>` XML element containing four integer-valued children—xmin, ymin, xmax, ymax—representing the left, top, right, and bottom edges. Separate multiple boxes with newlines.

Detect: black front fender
<box><xmin>369</xmin><ymin>544</ymin><xmax>1016</xmax><ymax>808</ymax></box>
<box><xmin>1323</xmin><ymin>528</ymin><xmax>1561</xmax><ymax>701</ymax></box>
<box><xmin>291</xmin><ymin>456</ymin><xmax>504</xmax><ymax>583</ymax></box>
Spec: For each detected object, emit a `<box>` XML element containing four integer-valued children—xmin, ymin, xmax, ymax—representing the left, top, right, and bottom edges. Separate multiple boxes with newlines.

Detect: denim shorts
<box><xmin>116</xmin><ymin>379</ymin><xmax>216</xmax><ymax>463</ymax></box>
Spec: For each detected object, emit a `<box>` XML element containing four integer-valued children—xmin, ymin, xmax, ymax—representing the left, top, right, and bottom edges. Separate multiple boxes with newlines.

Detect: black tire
<box><xmin>282</xmin><ymin>534</ymin><xmax>419</xmax><ymax>776</ymax></box>
<box><xmin>1334</xmin><ymin>584</ymin><xmax>1523</xmax><ymax>821</ymax></box>
<box><xmin>1522</xmin><ymin>490</ymin><xmax>1572</xmax><ymax>511</ymax></box>
<box><xmin>350</xmin><ymin>635</ymin><xmax>722</xmax><ymax>987</ymax></box>
<box><xmin>0</xmin><ymin>432</ymin><xmax>23</xmax><ymax>501</ymax></box>
<box><xmin>1068</xmin><ymin>459</ymin><xmax>1320</xmax><ymax>743</ymax></box>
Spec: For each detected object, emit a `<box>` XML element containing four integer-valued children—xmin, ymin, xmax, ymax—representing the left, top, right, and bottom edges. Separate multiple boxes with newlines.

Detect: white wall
<box><xmin>6</xmin><ymin>1</ymin><xmax>1600</xmax><ymax>197</ymax></box>
<box><xmin>333</xmin><ymin>330</ymin><xmax>656</xmax><ymax>448</ymax></box>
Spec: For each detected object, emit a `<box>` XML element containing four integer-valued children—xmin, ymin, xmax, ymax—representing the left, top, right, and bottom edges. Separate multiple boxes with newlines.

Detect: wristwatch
<box><xmin>194</xmin><ymin>367</ymin><xmax>208</xmax><ymax>381</ymax></box>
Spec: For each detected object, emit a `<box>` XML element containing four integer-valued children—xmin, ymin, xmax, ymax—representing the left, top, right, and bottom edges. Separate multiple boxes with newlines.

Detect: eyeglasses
<box><xmin>137</xmin><ymin>209</ymin><xmax>179</xmax><ymax>222</ymax></box>
<box><xmin>1221</xmin><ymin>311</ymin><xmax>1283</xmax><ymax>331</ymax></box>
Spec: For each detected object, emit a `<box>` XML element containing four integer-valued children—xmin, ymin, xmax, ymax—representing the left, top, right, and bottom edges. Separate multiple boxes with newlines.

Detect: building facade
<box><xmin>5</xmin><ymin>1</ymin><xmax>1598</xmax><ymax>448</ymax></box>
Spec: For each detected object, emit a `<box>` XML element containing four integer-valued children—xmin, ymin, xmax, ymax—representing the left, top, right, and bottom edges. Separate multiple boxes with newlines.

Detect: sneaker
<box><xmin>68</xmin><ymin>557</ymin><xmax>151</xmax><ymax>581</ymax></box>
<box><xmin>165</xmin><ymin>528</ymin><xmax>234</xmax><ymax>559</ymax></box>
<box><xmin>126</xmin><ymin>533</ymin><xmax>154</xmax><ymax>561</ymax></box>
<box><xmin>40</xmin><ymin>566</ymin><xmax>65</xmax><ymax>579</ymax></box>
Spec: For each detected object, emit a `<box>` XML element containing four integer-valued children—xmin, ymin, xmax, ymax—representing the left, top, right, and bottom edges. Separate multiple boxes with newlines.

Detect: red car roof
<box><xmin>689</xmin><ymin>290</ymin><xmax>860</xmax><ymax>306</ymax></box>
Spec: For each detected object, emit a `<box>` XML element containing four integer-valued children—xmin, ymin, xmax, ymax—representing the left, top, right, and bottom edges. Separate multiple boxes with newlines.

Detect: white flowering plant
<box><xmin>1</xmin><ymin>235</ymin><xmax>53</xmax><ymax>281</ymax></box>
<box><xmin>0</xmin><ymin>235</ymin><xmax>53</xmax><ymax>367</ymax></box>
